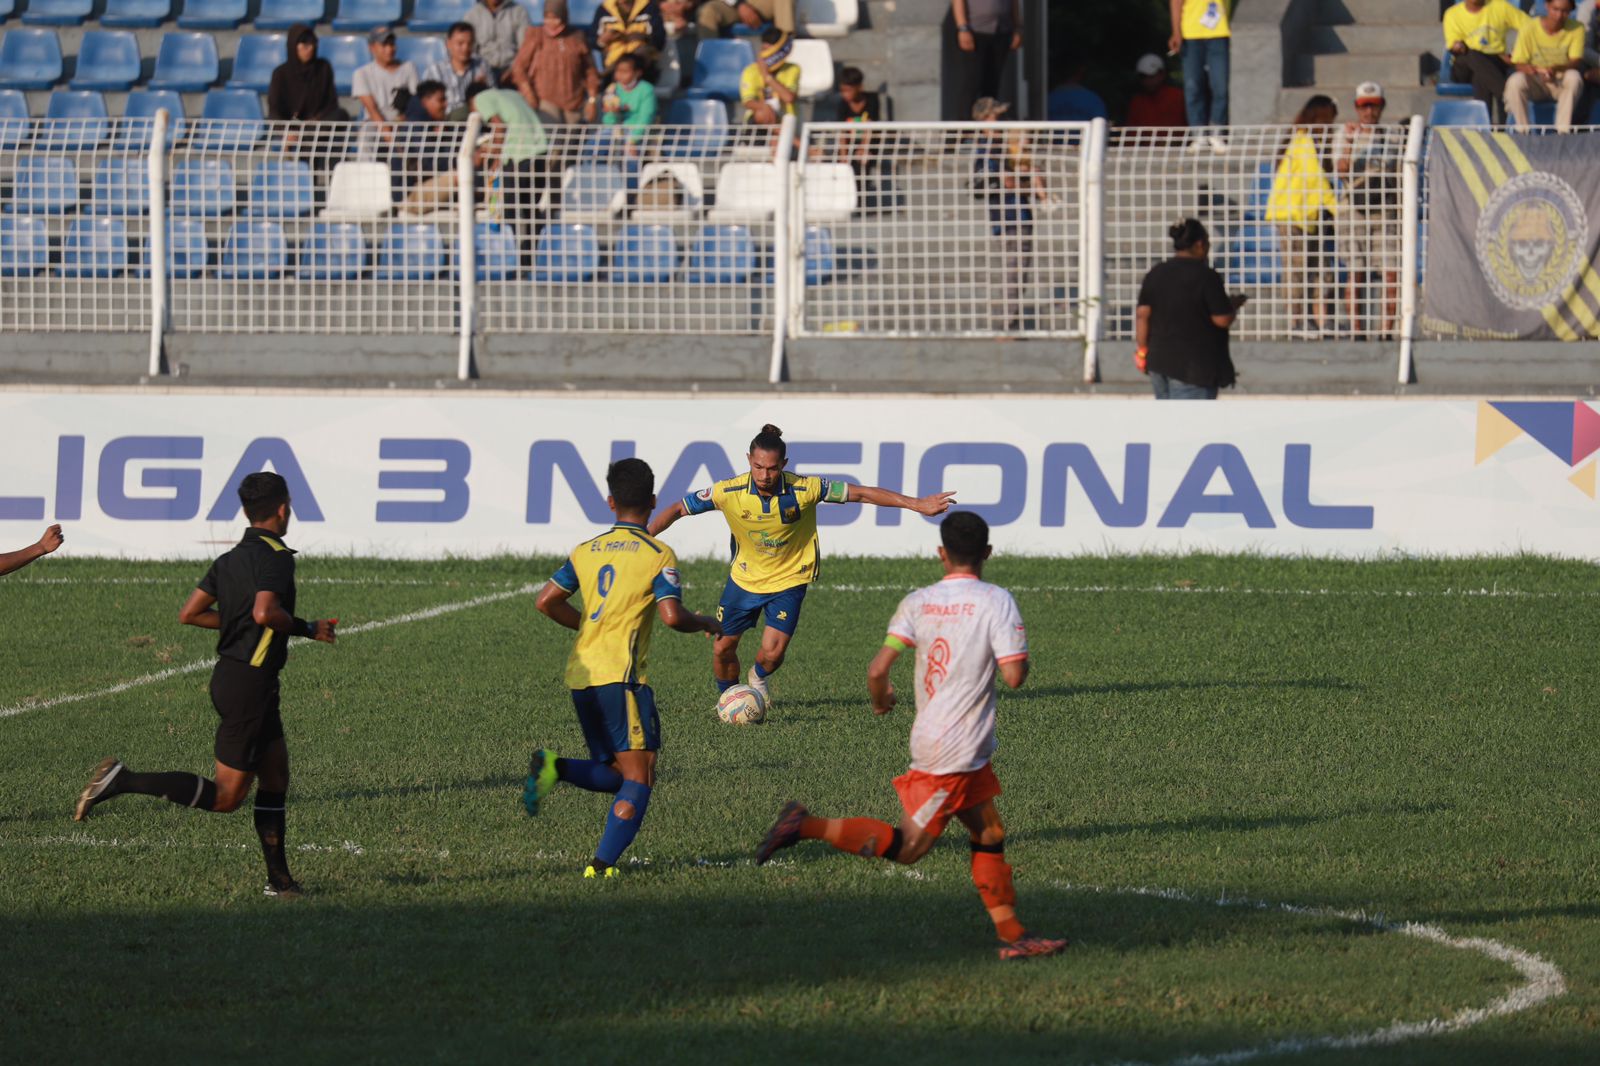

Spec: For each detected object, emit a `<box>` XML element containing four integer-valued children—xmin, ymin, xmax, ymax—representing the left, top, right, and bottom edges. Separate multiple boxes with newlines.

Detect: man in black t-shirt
<box><xmin>74</xmin><ymin>472</ymin><xmax>337</xmax><ymax>898</ymax></box>
<box><xmin>1135</xmin><ymin>217</ymin><xmax>1244</xmax><ymax>399</ymax></box>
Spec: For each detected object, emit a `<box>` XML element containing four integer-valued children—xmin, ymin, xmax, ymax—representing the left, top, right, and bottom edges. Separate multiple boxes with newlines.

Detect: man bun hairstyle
<box><xmin>940</xmin><ymin>511</ymin><xmax>990</xmax><ymax>565</ymax></box>
<box><xmin>238</xmin><ymin>471</ymin><xmax>290</xmax><ymax>523</ymax></box>
<box><xmin>1170</xmin><ymin>217</ymin><xmax>1208</xmax><ymax>251</ymax></box>
<box><xmin>606</xmin><ymin>457</ymin><xmax>655</xmax><ymax>510</ymax></box>
<box><xmin>749</xmin><ymin>423</ymin><xmax>786</xmax><ymax>459</ymax></box>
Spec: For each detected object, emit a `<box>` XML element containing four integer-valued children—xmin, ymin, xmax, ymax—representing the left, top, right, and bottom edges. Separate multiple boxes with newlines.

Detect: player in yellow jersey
<box><xmin>524</xmin><ymin>458</ymin><xmax>721</xmax><ymax>878</ymax></box>
<box><xmin>648</xmin><ymin>424</ymin><xmax>955</xmax><ymax>707</ymax></box>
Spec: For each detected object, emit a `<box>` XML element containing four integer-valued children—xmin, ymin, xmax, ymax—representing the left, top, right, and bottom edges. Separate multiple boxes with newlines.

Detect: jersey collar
<box><xmin>941</xmin><ymin>572</ymin><xmax>979</xmax><ymax>581</ymax></box>
<box><xmin>244</xmin><ymin>526</ymin><xmax>296</xmax><ymax>553</ymax></box>
<box><xmin>612</xmin><ymin>521</ymin><xmax>648</xmax><ymax>532</ymax></box>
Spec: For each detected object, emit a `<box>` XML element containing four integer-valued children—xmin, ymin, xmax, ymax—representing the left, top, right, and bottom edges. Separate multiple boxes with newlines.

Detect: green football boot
<box><xmin>522</xmin><ymin>748</ymin><xmax>558</xmax><ymax>817</ymax></box>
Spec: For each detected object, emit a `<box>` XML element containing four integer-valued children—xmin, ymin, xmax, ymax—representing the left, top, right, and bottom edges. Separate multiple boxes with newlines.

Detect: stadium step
<box><xmin>1304</xmin><ymin>51</ymin><xmax>1427</xmax><ymax>88</ymax></box>
<box><xmin>1305</xmin><ymin>22</ymin><xmax>1442</xmax><ymax>58</ymax></box>
<box><xmin>1322</xmin><ymin>0</ymin><xmax>1439</xmax><ymax>24</ymax></box>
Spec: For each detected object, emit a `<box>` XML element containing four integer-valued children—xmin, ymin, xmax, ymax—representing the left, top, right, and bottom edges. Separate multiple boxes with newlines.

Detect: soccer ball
<box><xmin>717</xmin><ymin>684</ymin><xmax>767</xmax><ymax>725</ymax></box>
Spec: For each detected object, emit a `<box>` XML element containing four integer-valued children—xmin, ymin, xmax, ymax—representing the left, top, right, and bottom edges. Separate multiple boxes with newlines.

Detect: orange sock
<box><xmin>801</xmin><ymin>816</ymin><xmax>898</xmax><ymax>858</ymax></box>
<box><xmin>971</xmin><ymin>847</ymin><xmax>1025</xmax><ymax>942</ymax></box>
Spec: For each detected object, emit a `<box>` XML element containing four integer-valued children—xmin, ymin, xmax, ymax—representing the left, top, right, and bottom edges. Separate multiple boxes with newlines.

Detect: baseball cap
<box><xmin>971</xmin><ymin>96</ymin><xmax>1010</xmax><ymax>120</ymax></box>
<box><xmin>1136</xmin><ymin>53</ymin><xmax>1165</xmax><ymax>77</ymax></box>
<box><xmin>368</xmin><ymin>24</ymin><xmax>396</xmax><ymax>43</ymax></box>
<box><xmin>1355</xmin><ymin>81</ymin><xmax>1385</xmax><ymax>105</ymax></box>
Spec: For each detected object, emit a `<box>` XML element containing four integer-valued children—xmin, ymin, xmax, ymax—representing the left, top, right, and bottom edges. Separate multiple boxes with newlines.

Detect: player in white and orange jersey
<box><xmin>755</xmin><ymin>511</ymin><xmax>1067</xmax><ymax>961</ymax></box>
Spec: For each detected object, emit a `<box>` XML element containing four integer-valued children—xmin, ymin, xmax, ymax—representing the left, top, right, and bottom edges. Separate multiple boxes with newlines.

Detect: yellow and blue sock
<box><xmin>556</xmin><ymin>758</ymin><xmax>622</xmax><ymax>794</ymax></box>
<box><xmin>594</xmin><ymin>779</ymin><xmax>651</xmax><ymax>867</ymax></box>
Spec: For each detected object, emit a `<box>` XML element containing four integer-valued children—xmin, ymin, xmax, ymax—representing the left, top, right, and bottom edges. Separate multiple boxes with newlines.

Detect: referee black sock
<box><xmin>253</xmin><ymin>790</ymin><xmax>293</xmax><ymax>886</ymax></box>
<box><xmin>116</xmin><ymin>770</ymin><xmax>218</xmax><ymax>811</ymax></box>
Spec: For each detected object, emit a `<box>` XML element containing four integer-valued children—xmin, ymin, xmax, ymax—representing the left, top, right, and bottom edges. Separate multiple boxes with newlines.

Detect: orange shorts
<box><xmin>892</xmin><ymin>763</ymin><xmax>1002</xmax><ymax>838</ymax></box>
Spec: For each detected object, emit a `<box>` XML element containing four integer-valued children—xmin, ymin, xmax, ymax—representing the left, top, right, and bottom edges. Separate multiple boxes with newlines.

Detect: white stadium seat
<box><xmin>802</xmin><ymin>162</ymin><xmax>856</xmax><ymax>222</ymax></box>
<box><xmin>797</xmin><ymin>0</ymin><xmax>857</xmax><ymax>37</ymax></box>
<box><xmin>789</xmin><ymin>39</ymin><xmax>835</xmax><ymax>99</ymax></box>
<box><xmin>320</xmin><ymin>161</ymin><xmax>393</xmax><ymax>221</ymax></box>
<box><xmin>707</xmin><ymin>161</ymin><xmax>780</xmax><ymax>222</ymax></box>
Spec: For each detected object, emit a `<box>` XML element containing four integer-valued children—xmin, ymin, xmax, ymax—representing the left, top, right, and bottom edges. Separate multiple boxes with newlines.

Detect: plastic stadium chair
<box><xmin>804</xmin><ymin>224</ymin><xmax>833</xmax><ymax>285</ymax></box>
<box><xmin>1436</xmin><ymin>50</ymin><xmax>1475</xmax><ymax>99</ymax></box>
<box><xmin>374</xmin><ymin>222</ymin><xmax>445</xmax><ymax>280</ymax></box>
<box><xmin>1428</xmin><ymin>98</ymin><xmax>1491</xmax><ymax>126</ymax></box>
<box><xmin>297</xmin><ymin>220</ymin><xmax>368</xmax><ymax>280</ymax></box>
<box><xmin>659</xmin><ymin>96</ymin><xmax>728</xmax><ymax>159</ymax></box>
<box><xmin>90</xmin><ymin>155</ymin><xmax>151</xmax><ymax>215</ymax></box>
<box><xmin>255</xmin><ymin>0</ymin><xmax>326</xmax><ymax>29</ymax></box>
<box><xmin>169</xmin><ymin>157</ymin><xmax>237</xmax><ymax>216</ymax></box>
<box><xmin>321</xmin><ymin>161</ymin><xmax>393</xmax><ymax>220</ymax></box>
<box><xmin>632</xmin><ymin>161</ymin><xmax>704</xmax><ymax>221</ymax></box>
<box><xmin>1525</xmin><ymin>100</ymin><xmax>1557</xmax><ymax>127</ymax></box>
<box><xmin>396</xmin><ymin>35</ymin><xmax>448</xmax><ymax>73</ymax></box>
<box><xmin>177</xmin><ymin>0</ymin><xmax>247</xmax><ymax>30</ymax></box>
<box><xmin>193</xmin><ymin>88</ymin><xmax>266</xmax><ymax>150</ymax></box>
<box><xmin>475</xmin><ymin>221</ymin><xmax>518</xmax><ymax>281</ymax></box>
<box><xmin>802</xmin><ymin>162</ymin><xmax>856</xmax><ymax>222</ymax></box>
<box><xmin>0</xmin><ymin>0</ymin><xmax>14</xmax><ymax>18</ymax></box>
<box><xmin>0</xmin><ymin>89</ymin><xmax>30</xmax><ymax>149</ymax></box>
<box><xmin>611</xmin><ymin>223</ymin><xmax>676</xmax><ymax>282</ymax></box>
<box><xmin>0</xmin><ymin>216</ymin><xmax>50</xmax><ymax>275</ymax></box>
<box><xmin>707</xmin><ymin>161</ymin><xmax>778</xmax><ymax>222</ymax></box>
<box><xmin>332</xmin><ymin>0</ymin><xmax>401</xmax><ymax>32</ymax></box>
<box><xmin>21</xmin><ymin>0</ymin><xmax>92</xmax><ymax>26</ymax></box>
<box><xmin>409</xmin><ymin>0</ymin><xmax>473</xmax><ymax>32</ymax></box>
<box><xmin>567</xmin><ymin>0</ymin><xmax>600</xmax><ymax>27</ymax></box>
<box><xmin>319</xmin><ymin>34</ymin><xmax>367</xmax><ymax>96</ymax></box>
<box><xmin>1219</xmin><ymin>222</ymin><xmax>1281</xmax><ymax>288</ymax></box>
<box><xmin>685</xmin><ymin>223</ymin><xmax>754</xmax><ymax>284</ymax></box>
<box><xmin>149</xmin><ymin>32</ymin><xmax>220</xmax><ymax>92</ymax></box>
<box><xmin>688</xmin><ymin>39</ymin><xmax>755</xmax><ymax>101</ymax></box>
<box><xmin>560</xmin><ymin>162</ymin><xmax>628</xmax><ymax>222</ymax></box>
<box><xmin>533</xmin><ymin>222</ymin><xmax>597</xmax><ymax>281</ymax></box>
<box><xmin>789</xmin><ymin>38</ymin><xmax>834</xmax><ymax>98</ymax></box>
<box><xmin>115</xmin><ymin>89</ymin><xmax>186</xmax><ymax>149</ymax></box>
<box><xmin>8</xmin><ymin>155</ymin><xmax>78</xmax><ymax>214</ymax></box>
<box><xmin>796</xmin><ymin>0</ymin><xmax>857</xmax><ymax>37</ymax></box>
<box><xmin>69</xmin><ymin>30</ymin><xmax>142</xmax><ymax>91</ymax></box>
<box><xmin>245</xmin><ymin>159</ymin><xmax>315</xmax><ymax>219</ymax></box>
<box><xmin>38</xmin><ymin>90</ymin><xmax>110</xmax><ymax>150</ymax></box>
<box><xmin>61</xmin><ymin>217</ymin><xmax>130</xmax><ymax>277</ymax></box>
<box><xmin>219</xmin><ymin>219</ymin><xmax>288</xmax><ymax>279</ymax></box>
<box><xmin>101</xmin><ymin>0</ymin><xmax>174</xmax><ymax>28</ymax></box>
<box><xmin>230</xmin><ymin>34</ymin><xmax>288</xmax><ymax>92</ymax></box>
<box><xmin>140</xmin><ymin>218</ymin><xmax>211</xmax><ymax>277</ymax></box>
<box><xmin>0</xmin><ymin>28</ymin><xmax>64</xmax><ymax>89</ymax></box>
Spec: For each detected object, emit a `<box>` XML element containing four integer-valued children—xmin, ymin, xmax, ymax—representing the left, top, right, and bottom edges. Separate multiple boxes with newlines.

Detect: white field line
<box><xmin>0</xmin><ymin>584</ymin><xmax>538</xmax><ymax>721</ymax></box>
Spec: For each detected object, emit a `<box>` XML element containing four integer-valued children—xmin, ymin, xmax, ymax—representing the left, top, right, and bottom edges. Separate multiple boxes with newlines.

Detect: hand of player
<box><xmin>35</xmin><ymin>524</ymin><xmax>64</xmax><ymax>555</ymax></box>
<box><xmin>872</xmin><ymin>684</ymin><xmax>896</xmax><ymax>715</ymax></box>
<box><xmin>312</xmin><ymin>618</ymin><xmax>338</xmax><ymax>644</ymax></box>
<box><xmin>914</xmin><ymin>491</ymin><xmax>958</xmax><ymax>516</ymax></box>
<box><xmin>701</xmin><ymin>615</ymin><xmax>723</xmax><ymax>638</ymax></box>
<box><xmin>958</xmin><ymin>29</ymin><xmax>976</xmax><ymax>52</ymax></box>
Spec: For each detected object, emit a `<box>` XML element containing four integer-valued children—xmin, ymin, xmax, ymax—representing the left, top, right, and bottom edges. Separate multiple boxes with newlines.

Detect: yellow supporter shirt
<box><xmin>549</xmin><ymin>522</ymin><xmax>681</xmax><ymax>689</ymax></box>
<box><xmin>1443</xmin><ymin>0</ymin><xmax>1530</xmax><ymax>56</ymax></box>
<box><xmin>739</xmin><ymin>61</ymin><xmax>802</xmax><ymax>119</ymax></box>
<box><xmin>1510</xmin><ymin>17</ymin><xmax>1584</xmax><ymax>68</ymax></box>
<box><xmin>1180</xmin><ymin>0</ymin><xmax>1230</xmax><ymax>41</ymax></box>
<box><xmin>681</xmin><ymin>471</ymin><xmax>850</xmax><ymax>594</ymax></box>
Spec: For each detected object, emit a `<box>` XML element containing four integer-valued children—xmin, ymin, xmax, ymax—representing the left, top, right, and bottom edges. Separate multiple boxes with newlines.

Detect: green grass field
<box><xmin>2</xmin><ymin>553</ymin><xmax>1596</xmax><ymax>1065</ymax></box>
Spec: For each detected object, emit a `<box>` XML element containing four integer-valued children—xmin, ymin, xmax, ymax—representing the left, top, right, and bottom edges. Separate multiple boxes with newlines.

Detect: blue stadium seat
<box><xmin>70</xmin><ymin>31</ymin><xmax>142</xmax><ymax>91</ymax></box>
<box><xmin>1437</xmin><ymin>51</ymin><xmax>1475</xmax><ymax>98</ymax></box>
<box><xmin>685</xmin><ymin>223</ymin><xmax>753</xmax><ymax>283</ymax></box>
<box><xmin>1528</xmin><ymin>100</ymin><xmax>1557</xmax><ymax>127</ymax></box>
<box><xmin>297</xmin><ymin>220</ymin><xmax>367</xmax><ymax>280</ymax></box>
<box><xmin>38</xmin><ymin>90</ymin><xmax>109</xmax><ymax>150</ymax></box>
<box><xmin>61</xmin><ymin>217</ymin><xmax>130</xmax><ymax>277</ymax></box>
<box><xmin>1429</xmin><ymin>98</ymin><xmax>1491</xmax><ymax>126</ymax></box>
<box><xmin>169</xmin><ymin>157</ymin><xmax>237</xmax><ymax>216</ymax></box>
<box><xmin>0</xmin><ymin>216</ymin><xmax>50</xmax><ymax>275</ymax></box>
<box><xmin>101</xmin><ymin>0</ymin><xmax>174</xmax><ymax>28</ymax></box>
<box><xmin>475</xmin><ymin>221</ymin><xmax>518</xmax><ymax>280</ymax></box>
<box><xmin>219</xmin><ymin>219</ymin><xmax>287</xmax><ymax>279</ymax></box>
<box><xmin>194</xmin><ymin>88</ymin><xmax>266</xmax><ymax>150</ymax></box>
<box><xmin>230</xmin><ymin>34</ymin><xmax>288</xmax><ymax>92</ymax></box>
<box><xmin>561</xmin><ymin>161</ymin><xmax>627</xmax><ymax>220</ymax></box>
<box><xmin>512</xmin><ymin>0</ymin><xmax>544</xmax><ymax>24</ymax></box>
<box><xmin>688</xmin><ymin>39</ymin><xmax>755</xmax><ymax>101</ymax></box>
<box><xmin>90</xmin><ymin>155</ymin><xmax>151</xmax><ymax>215</ymax></box>
<box><xmin>0</xmin><ymin>89</ymin><xmax>30</xmax><ymax>150</ymax></box>
<box><xmin>177</xmin><ymin>0</ymin><xmax>247</xmax><ymax>30</ymax></box>
<box><xmin>409</xmin><ymin>0</ymin><xmax>473</xmax><ymax>32</ymax></box>
<box><xmin>533</xmin><ymin>222</ymin><xmax>597</xmax><ymax>281</ymax></box>
<box><xmin>255</xmin><ymin>0</ymin><xmax>327</xmax><ymax>29</ymax></box>
<box><xmin>0</xmin><ymin>28</ymin><xmax>64</xmax><ymax>89</ymax></box>
<box><xmin>320</xmin><ymin>34</ymin><xmax>367</xmax><ymax>96</ymax></box>
<box><xmin>21</xmin><ymin>0</ymin><xmax>92</xmax><ymax>26</ymax></box>
<box><xmin>804</xmin><ymin>224</ymin><xmax>833</xmax><ymax>285</ymax></box>
<box><xmin>1244</xmin><ymin>161</ymin><xmax>1273</xmax><ymax>221</ymax></box>
<box><xmin>396</xmin><ymin>35</ymin><xmax>447</xmax><ymax>72</ymax></box>
<box><xmin>612</xmin><ymin>223</ymin><xmax>676</xmax><ymax>282</ymax></box>
<box><xmin>141</xmin><ymin>218</ymin><xmax>211</xmax><ymax>277</ymax></box>
<box><xmin>1219</xmin><ymin>222</ymin><xmax>1281</xmax><ymax>288</ymax></box>
<box><xmin>568</xmin><ymin>0</ymin><xmax>600</xmax><ymax>26</ymax></box>
<box><xmin>115</xmin><ymin>89</ymin><xmax>186</xmax><ymax>149</ymax></box>
<box><xmin>8</xmin><ymin>155</ymin><xmax>78</xmax><ymax>214</ymax></box>
<box><xmin>248</xmin><ymin>159</ymin><xmax>315</xmax><ymax>218</ymax></box>
<box><xmin>149</xmin><ymin>32</ymin><xmax>220</xmax><ymax>92</ymax></box>
<box><xmin>375</xmin><ymin>223</ymin><xmax>446</xmax><ymax>280</ymax></box>
<box><xmin>332</xmin><ymin>0</ymin><xmax>401</xmax><ymax>32</ymax></box>
<box><xmin>0</xmin><ymin>0</ymin><xmax>14</xmax><ymax>19</ymax></box>
<box><xmin>660</xmin><ymin>96</ymin><xmax>729</xmax><ymax>159</ymax></box>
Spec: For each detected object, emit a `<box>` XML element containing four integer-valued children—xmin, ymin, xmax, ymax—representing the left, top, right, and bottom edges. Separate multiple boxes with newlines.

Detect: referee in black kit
<box><xmin>74</xmin><ymin>472</ymin><xmax>337</xmax><ymax>898</ymax></box>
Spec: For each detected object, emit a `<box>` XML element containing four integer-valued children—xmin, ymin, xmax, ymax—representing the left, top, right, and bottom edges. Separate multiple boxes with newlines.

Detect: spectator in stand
<box><xmin>472</xmin><ymin>87</ymin><xmax>549</xmax><ymax>232</ymax></box>
<box><xmin>600</xmin><ymin>52</ymin><xmax>657</xmax><ymax>152</ymax></box>
<box><xmin>1046</xmin><ymin>62</ymin><xmax>1108</xmax><ymax>122</ymax></box>
<box><xmin>1334</xmin><ymin>82</ymin><xmax>1400</xmax><ymax>338</ymax></box>
<box><xmin>268</xmin><ymin>24</ymin><xmax>345</xmax><ymax>129</ymax></box>
<box><xmin>398</xmin><ymin>80</ymin><xmax>456</xmax><ymax>215</ymax></box>
<box><xmin>590</xmin><ymin>0</ymin><xmax>666</xmax><ymax>78</ymax></box>
<box><xmin>512</xmin><ymin>0</ymin><xmax>602</xmax><ymax>124</ymax></box>
<box><xmin>1168</xmin><ymin>0</ymin><xmax>1230</xmax><ymax>152</ymax></box>
<box><xmin>424</xmin><ymin>22</ymin><xmax>496</xmax><ymax>119</ymax></box>
<box><xmin>697</xmin><ymin>0</ymin><xmax>794</xmax><ymax>39</ymax></box>
<box><xmin>353</xmin><ymin>26</ymin><xmax>420</xmax><ymax>153</ymax></box>
<box><xmin>1135</xmin><ymin>218</ymin><xmax>1241</xmax><ymax>400</ymax></box>
<box><xmin>740</xmin><ymin>28</ymin><xmax>800</xmax><ymax>125</ymax></box>
<box><xmin>1124</xmin><ymin>53</ymin><xmax>1186</xmax><ymax>128</ymax></box>
<box><xmin>973</xmin><ymin>96</ymin><xmax>1047</xmax><ymax>336</ymax></box>
<box><xmin>1443</xmin><ymin>0</ymin><xmax>1530</xmax><ymax>123</ymax></box>
<box><xmin>829</xmin><ymin>66</ymin><xmax>880</xmax><ymax>169</ymax></box>
<box><xmin>1264</xmin><ymin>94</ymin><xmax>1339</xmax><ymax>338</ymax></box>
<box><xmin>948</xmin><ymin>0</ymin><xmax>1021</xmax><ymax>123</ymax></box>
<box><xmin>1506</xmin><ymin>0</ymin><xmax>1584</xmax><ymax>131</ymax></box>
<box><xmin>465</xmin><ymin>0</ymin><xmax>533</xmax><ymax>82</ymax></box>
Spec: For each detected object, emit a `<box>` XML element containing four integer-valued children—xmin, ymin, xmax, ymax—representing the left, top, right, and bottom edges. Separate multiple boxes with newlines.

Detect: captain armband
<box><xmin>823</xmin><ymin>478</ymin><xmax>851</xmax><ymax>504</ymax></box>
<box><xmin>883</xmin><ymin>634</ymin><xmax>910</xmax><ymax>652</ymax></box>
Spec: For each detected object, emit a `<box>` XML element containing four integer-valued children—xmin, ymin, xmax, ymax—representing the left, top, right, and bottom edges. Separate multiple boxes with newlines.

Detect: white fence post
<box><xmin>457</xmin><ymin>113</ymin><xmax>484</xmax><ymax>382</ymax></box>
<box><xmin>1082</xmin><ymin>117</ymin><xmax>1107</xmax><ymax>383</ymax></box>
<box><xmin>146</xmin><ymin>108</ymin><xmax>169</xmax><ymax>378</ymax></box>
<box><xmin>768</xmin><ymin>113</ymin><xmax>797</xmax><ymax>385</ymax></box>
<box><xmin>1398</xmin><ymin>114</ymin><xmax>1424</xmax><ymax>385</ymax></box>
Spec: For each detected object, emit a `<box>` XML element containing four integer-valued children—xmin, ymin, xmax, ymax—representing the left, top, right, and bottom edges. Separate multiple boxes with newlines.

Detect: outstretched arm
<box><xmin>848</xmin><ymin>485</ymin><xmax>957</xmax><ymax>517</ymax></box>
<box><xmin>867</xmin><ymin>644</ymin><xmax>900</xmax><ymax>715</ymax></box>
<box><xmin>535</xmin><ymin>580</ymin><xmax>581</xmax><ymax>632</ymax></box>
<box><xmin>0</xmin><ymin>524</ymin><xmax>63</xmax><ymax>576</ymax></box>
<box><xmin>648</xmin><ymin>499</ymin><xmax>690</xmax><ymax>536</ymax></box>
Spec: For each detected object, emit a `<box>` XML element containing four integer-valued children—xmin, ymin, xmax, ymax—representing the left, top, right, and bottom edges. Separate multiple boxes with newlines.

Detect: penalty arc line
<box><xmin>0</xmin><ymin>584</ymin><xmax>540</xmax><ymax>721</ymax></box>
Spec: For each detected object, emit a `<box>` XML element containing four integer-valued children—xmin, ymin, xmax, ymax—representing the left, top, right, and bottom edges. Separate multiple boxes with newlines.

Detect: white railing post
<box><xmin>146</xmin><ymin>108</ymin><xmax>169</xmax><ymax>378</ymax></box>
<box><xmin>1398</xmin><ymin>114</ymin><xmax>1424</xmax><ymax>385</ymax></box>
<box><xmin>1082</xmin><ymin>117</ymin><xmax>1107</xmax><ymax>383</ymax></box>
<box><xmin>457</xmin><ymin>113</ymin><xmax>483</xmax><ymax>382</ymax></box>
<box><xmin>768</xmin><ymin>113</ymin><xmax>797</xmax><ymax>385</ymax></box>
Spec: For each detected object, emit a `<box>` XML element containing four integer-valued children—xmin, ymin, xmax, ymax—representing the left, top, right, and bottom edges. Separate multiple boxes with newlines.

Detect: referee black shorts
<box><xmin>209</xmin><ymin>657</ymin><xmax>284</xmax><ymax>772</ymax></box>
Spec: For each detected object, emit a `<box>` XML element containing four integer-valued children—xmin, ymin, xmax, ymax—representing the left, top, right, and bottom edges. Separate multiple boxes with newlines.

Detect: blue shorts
<box><xmin>570</xmin><ymin>683</ymin><xmax>660</xmax><ymax>761</ymax></box>
<box><xmin>717</xmin><ymin>578</ymin><xmax>807</xmax><ymax>638</ymax></box>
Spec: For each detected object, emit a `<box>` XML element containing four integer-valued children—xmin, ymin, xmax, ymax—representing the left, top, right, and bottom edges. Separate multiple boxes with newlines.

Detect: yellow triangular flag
<box><xmin>1568</xmin><ymin>459</ymin><xmax>1596</xmax><ymax>499</ymax></box>
<box><xmin>1476</xmin><ymin>402</ymin><xmax>1524</xmax><ymax>464</ymax></box>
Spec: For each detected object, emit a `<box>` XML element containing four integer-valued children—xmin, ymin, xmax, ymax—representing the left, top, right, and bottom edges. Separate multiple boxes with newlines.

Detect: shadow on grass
<box><xmin>1018</xmin><ymin>800</ymin><xmax>1455</xmax><ymax>845</ymax></box>
<box><xmin>1002</xmin><ymin>676</ymin><xmax>1359</xmax><ymax>700</ymax></box>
